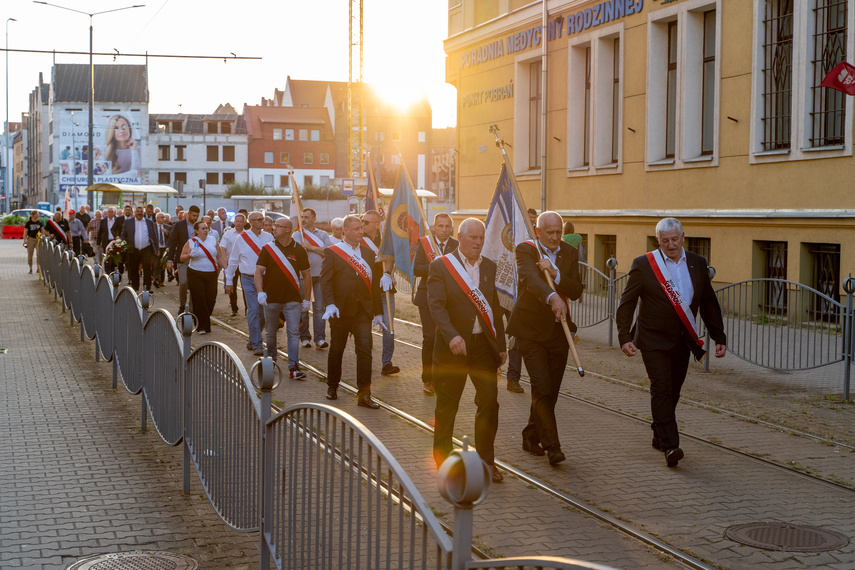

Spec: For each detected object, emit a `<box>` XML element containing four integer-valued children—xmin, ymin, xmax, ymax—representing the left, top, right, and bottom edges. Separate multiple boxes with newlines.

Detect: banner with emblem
<box><xmin>483</xmin><ymin>163</ymin><xmax>533</xmax><ymax>311</ymax></box>
<box><xmin>379</xmin><ymin>162</ymin><xmax>424</xmax><ymax>282</ymax></box>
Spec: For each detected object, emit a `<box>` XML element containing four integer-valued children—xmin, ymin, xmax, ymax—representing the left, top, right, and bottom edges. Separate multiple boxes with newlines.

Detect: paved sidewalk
<box><xmin>0</xmin><ymin>244</ymin><xmax>258</xmax><ymax>569</ymax></box>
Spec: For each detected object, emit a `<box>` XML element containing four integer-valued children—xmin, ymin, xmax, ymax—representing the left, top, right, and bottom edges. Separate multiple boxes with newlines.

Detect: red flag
<box><xmin>820</xmin><ymin>61</ymin><xmax>855</xmax><ymax>96</ymax></box>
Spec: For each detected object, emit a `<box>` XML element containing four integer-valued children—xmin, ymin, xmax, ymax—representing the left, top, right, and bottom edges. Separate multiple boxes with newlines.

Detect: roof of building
<box><xmin>53</xmin><ymin>64</ymin><xmax>148</xmax><ymax>103</ymax></box>
<box><xmin>149</xmin><ymin>113</ymin><xmax>247</xmax><ymax>134</ymax></box>
<box><xmin>243</xmin><ymin>105</ymin><xmax>332</xmax><ymax>139</ymax></box>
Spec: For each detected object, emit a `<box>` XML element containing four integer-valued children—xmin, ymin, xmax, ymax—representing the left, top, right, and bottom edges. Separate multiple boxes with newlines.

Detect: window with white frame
<box><xmin>567</xmin><ymin>24</ymin><xmax>623</xmax><ymax>172</ymax></box>
<box><xmin>752</xmin><ymin>0</ymin><xmax>852</xmax><ymax>160</ymax></box>
<box><xmin>285</xmin><ymin>129</ymin><xmax>295</xmax><ymax>141</ymax></box>
<box><xmin>647</xmin><ymin>0</ymin><xmax>720</xmax><ymax>166</ymax></box>
<box><xmin>273</xmin><ymin>128</ymin><xmax>282</xmax><ymax>141</ymax></box>
<box><xmin>529</xmin><ymin>60</ymin><xmax>542</xmax><ymax>169</ymax></box>
<box><xmin>311</xmin><ymin>129</ymin><xmax>320</xmax><ymax>141</ymax></box>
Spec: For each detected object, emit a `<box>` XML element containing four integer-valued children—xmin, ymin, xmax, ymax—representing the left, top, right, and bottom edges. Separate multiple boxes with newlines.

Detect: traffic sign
<box><xmin>342</xmin><ymin>178</ymin><xmax>354</xmax><ymax>196</ymax></box>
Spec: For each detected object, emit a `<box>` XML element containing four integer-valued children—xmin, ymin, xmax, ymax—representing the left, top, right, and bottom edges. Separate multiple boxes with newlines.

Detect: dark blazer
<box><xmin>427</xmin><ymin>251</ymin><xmax>507</xmax><ymax>368</ymax></box>
<box><xmin>120</xmin><ymin>217</ymin><xmax>159</xmax><ymax>252</ymax></box>
<box><xmin>320</xmin><ymin>244</ymin><xmax>383</xmax><ymax>319</ymax></box>
<box><xmin>96</xmin><ymin>216</ymin><xmax>123</xmax><ymax>249</ymax></box>
<box><xmin>507</xmin><ymin>240</ymin><xmax>584</xmax><ymax>341</ymax></box>
<box><xmin>615</xmin><ymin>249</ymin><xmax>726</xmax><ymax>355</ymax></box>
<box><xmin>413</xmin><ymin>237</ymin><xmax>458</xmax><ymax>307</ymax></box>
<box><xmin>166</xmin><ymin>219</ymin><xmax>192</xmax><ymax>263</ymax></box>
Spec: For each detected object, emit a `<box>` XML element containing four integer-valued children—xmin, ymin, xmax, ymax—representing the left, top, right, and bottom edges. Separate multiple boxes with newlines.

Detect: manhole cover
<box><xmin>725</xmin><ymin>522</ymin><xmax>849</xmax><ymax>552</ymax></box>
<box><xmin>67</xmin><ymin>551</ymin><xmax>198</xmax><ymax>570</ymax></box>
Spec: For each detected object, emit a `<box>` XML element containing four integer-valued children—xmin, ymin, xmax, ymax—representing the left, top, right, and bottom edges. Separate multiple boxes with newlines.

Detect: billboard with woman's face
<box><xmin>58</xmin><ymin>109</ymin><xmax>143</xmax><ymax>186</ymax></box>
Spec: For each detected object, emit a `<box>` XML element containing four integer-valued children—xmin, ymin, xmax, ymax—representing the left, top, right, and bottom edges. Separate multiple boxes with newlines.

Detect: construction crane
<box><xmin>348</xmin><ymin>0</ymin><xmax>365</xmax><ymax>179</ymax></box>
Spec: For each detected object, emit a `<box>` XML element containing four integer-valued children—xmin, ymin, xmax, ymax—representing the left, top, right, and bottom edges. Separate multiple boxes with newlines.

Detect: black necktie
<box><xmin>439</xmin><ymin>242</ymin><xmax>445</xmax><ymax>255</ymax></box>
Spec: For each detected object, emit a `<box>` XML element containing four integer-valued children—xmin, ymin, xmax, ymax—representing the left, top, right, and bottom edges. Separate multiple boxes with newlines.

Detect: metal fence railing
<box><xmin>39</xmin><ymin>236</ymin><xmax>604</xmax><ymax>570</ymax></box>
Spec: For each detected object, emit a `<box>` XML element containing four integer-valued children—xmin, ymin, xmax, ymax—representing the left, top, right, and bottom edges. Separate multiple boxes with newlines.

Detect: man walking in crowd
<box><xmin>211</xmin><ymin>207</ymin><xmax>230</xmax><ymax>238</ymax></box>
<box><xmin>44</xmin><ymin>210</ymin><xmax>70</xmax><ymax>247</ymax></box>
<box><xmin>508</xmin><ymin>212</ymin><xmax>583</xmax><ymax>466</ymax></box>
<box><xmin>361</xmin><ymin>209</ymin><xmax>399</xmax><ymax>376</ymax></box>
<box><xmin>76</xmin><ymin>205</ymin><xmax>91</xmax><ymax>228</ymax></box>
<box><xmin>255</xmin><ymin>216</ymin><xmax>312</xmax><ymax>379</ymax></box>
<box><xmin>297</xmin><ymin>207</ymin><xmax>332</xmax><ymax>349</ymax></box>
<box><xmin>427</xmin><ymin>218</ymin><xmax>506</xmax><ymax>482</ymax></box>
<box><xmin>616</xmin><ymin>217</ymin><xmax>727</xmax><ymax>467</ymax></box>
<box><xmin>505</xmin><ymin>208</ymin><xmax>540</xmax><ymax>394</ymax></box>
<box><xmin>166</xmin><ymin>205</ymin><xmax>200</xmax><ymax>313</ymax></box>
<box><xmin>226</xmin><ymin>211</ymin><xmax>273</xmax><ymax>356</ymax></box>
<box><xmin>329</xmin><ymin>217</ymin><xmax>343</xmax><ymax>244</ymax></box>
<box><xmin>202</xmin><ymin>215</ymin><xmax>219</xmax><ymax>241</ymax></box>
<box><xmin>153</xmin><ymin>212</ymin><xmax>170</xmax><ymax>287</ymax></box>
<box><xmin>67</xmin><ymin>209</ymin><xmax>86</xmax><ymax>257</ymax></box>
<box><xmin>87</xmin><ymin>209</ymin><xmax>102</xmax><ymax>265</ymax></box>
<box><xmin>170</xmin><ymin>205</ymin><xmax>183</xmax><ymax>224</ymax></box>
<box><xmin>121</xmin><ymin>205</ymin><xmax>159</xmax><ymax>292</ymax></box>
<box><xmin>144</xmin><ymin>203</ymin><xmax>156</xmax><ymax>222</ymax></box>
<box><xmin>412</xmin><ymin>212</ymin><xmax>457</xmax><ymax>396</ymax></box>
<box><xmin>220</xmin><ymin>213</ymin><xmax>247</xmax><ymax>316</ymax></box>
<box><xmin>25</xmin><ymin>210</ymin><xmax>43</xmax><ymax>274</ymax></box>
<box><xmin>320</xmin><ymin>215</ymin><xmax>383</xmax><ymax>408</ymax></box>
<box><xmin>97</xmin><ymin>207</ymin><xmax>123</xmax><ymax>277</ymax></box>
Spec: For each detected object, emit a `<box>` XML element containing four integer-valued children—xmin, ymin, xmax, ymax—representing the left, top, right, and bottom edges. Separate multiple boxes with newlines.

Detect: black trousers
<box><xmin>519</xmin><ymin>321</ymin><xmax>569</xmax><ymax>451</ymax></box>
<box><xmin>188</xmin><ymin>268</ymin><xmax>218</xmax><ymax>333</ymax></box>
<box><xmin>432</xmin><ymin>333</ymin><xmax>499</xmax><ymax>468</ymax></box>
<box><xmin>641</xmin><ymin>344</ymin><xmax>691</xmax><ymax>451</ymax></box>
<box><xmin>417</xmin><ymin>304</ymin><xmax>436</xmax><ymax>383</ymax></box>
<box><xmin>71</xmin><ymin>236</ymin><xmax>82</xmax><ymax>257</ymax></box>
<box><xmin>126</xmin><ymin>245</ymin><xmax>154</xmax><ymax>291</ymax></box>
<box><xmin>327</xmin><ymin>313</ymin><xmax>373</xmax><ymax>396</ymax></box>
<box><xmin>154</xmin><ymin>247</ymin><xmax>167</xmax><ymax>284</ymax></box>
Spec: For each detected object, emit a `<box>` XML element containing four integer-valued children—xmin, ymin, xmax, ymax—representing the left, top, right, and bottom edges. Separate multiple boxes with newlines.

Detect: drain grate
<box><xmin>725</xmin><ymin>522</ymin><xmax>849</xmax><ymax>552</ymax></box>
<box><xmin>66</xmin><ymin>551</ymin><xmax>198</xmax><ymax>570</ymax></box>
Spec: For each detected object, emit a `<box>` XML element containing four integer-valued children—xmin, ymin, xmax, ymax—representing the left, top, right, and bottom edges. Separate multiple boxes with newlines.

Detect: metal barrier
<box><xmin>37</xmin><ymin>236</ymin><xmax>615</xmax><ymax>570</ymax></box>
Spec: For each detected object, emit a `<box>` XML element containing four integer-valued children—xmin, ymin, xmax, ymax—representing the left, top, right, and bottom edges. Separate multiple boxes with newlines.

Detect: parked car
<box><xmin>10</xmin><ymin>208</ymin><xmax>53</xmax><ymax>222</ymax></box>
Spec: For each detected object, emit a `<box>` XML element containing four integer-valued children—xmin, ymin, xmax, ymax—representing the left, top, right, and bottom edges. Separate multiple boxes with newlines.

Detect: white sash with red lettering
<box><xmin>328</xmin><ymin>243</ymin><xmax>373</xmax><ymax>295</ymax></box>
<box><xmin>440</xmin><ymin>253</ymin><xmax>497</xmax><ymax>340</ymax></box>
<box><xmin>262</xmin><ymin>242</ymin><xmax>301</xmax><ymax>294</ymax></box>
<box><xmin>240</xmin><ymin>230</ymin><xmax>262</xmax><ymax>256</ymax></box>
<box><xmin>521</xmin><ymin>239</ymin><xmax>570</xmax><ymax>315</ymax></box>
<box><xmin>300</xmin><ymin>229</ymin><xmax>324</xmax><ymax>248</ymax></box>
<box><xmin>191</xmin><ymin>237</ymin><xmax>218</xmax><ymax>271</ymax></box>
<box><xmin>361</xmin><ymin>237</ymin><xmax>379</xmax><ymax>256</ymax></box>
<box><xmin>646</xmin><ymin>249</ymin><xmax>704</xmax><ymax>350</ymax></box>
<box><xmin>419</xmin><ymin>235</ymin><xmax>438</xmax><ymax>262</ymax></box>
<box><xmin>47</xmin><ymin>219</ymin><xmax>68</xmax><ymax>243</ymax></box>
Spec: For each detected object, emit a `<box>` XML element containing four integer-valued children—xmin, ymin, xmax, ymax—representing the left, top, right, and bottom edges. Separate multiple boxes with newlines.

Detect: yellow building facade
<box><xmin>445</xmin><ymin>0</ymin><xmax>854</xmax><ymax>297</ymax></box>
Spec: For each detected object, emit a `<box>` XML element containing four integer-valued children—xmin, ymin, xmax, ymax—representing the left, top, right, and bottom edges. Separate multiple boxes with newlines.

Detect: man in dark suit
<box><xmin>166</xmin><ymin>205</ymin><xmax>200</xmax><ymax>313</ymax></box>
<box><xmin>427</xmin><ymin>218</ymin><xmax>507</xmax><ymax>482</ymax></box>
<box><xmin>97</xmin><ymin>206</ymin><xmax>124</xmax><ymax>278</ymax></box>
<box><xmin>153</xmin><ymin>212</ymin><xmax>171</xmax><ymax>287</ymax></box>
<box><xmin>412</xmin><ymin>212</ymin><xmax>458</xmax><ymax>396</ymax></box>
<box><xmin>120</xmin><ymin>205</ymin><xmax>159</xmax><ymax>291</ymax></box>
<box><xmin>507</xmin><ymin>212</ymin><xmax>583</xmax><ymax>466</ymax></box>
<box><xmin>320</xmin><ymin>215</ymin><xmax>384</xmax><ymax>408</ymax></box>
<box><xmin>616</xmin><ymin>217</ymin><xmax>727</xmax><ymax>467</ymax></box>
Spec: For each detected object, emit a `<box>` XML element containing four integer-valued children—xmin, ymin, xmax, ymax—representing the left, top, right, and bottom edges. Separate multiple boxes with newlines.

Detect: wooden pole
<box><xmin>489</xmin><ymin>125</ymin><xmax>584</xmax><ymax>376</ymax></box>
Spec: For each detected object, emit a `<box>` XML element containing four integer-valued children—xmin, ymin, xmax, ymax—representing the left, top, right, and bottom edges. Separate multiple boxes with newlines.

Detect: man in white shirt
<box><xmin>220</xmin><ymin>213</ymin><xmax>247</xmax><ymax>316</ymax></box>
<box><xmin>329</xmin><ymin>217</ymin><xmax>344</xmax><ymax>244</ymax></box>
<box><xmin>295</xmin><ymin>207</ymin><xmax>332</xmax><ymax>349</ymax></box>
<box><xmin>153</xmin><ymin>212</ymin><xmax>170</xmax><ymax>287</ymax></box>
<box><xmin>120</xmin><ymin>205</ymin><xmax>158</xmax><ymax>292</ymax></box>
<box><xmin>225</xmin><ymin>211</ymin><xmax>274</xmax><ymax>355</ymax></box>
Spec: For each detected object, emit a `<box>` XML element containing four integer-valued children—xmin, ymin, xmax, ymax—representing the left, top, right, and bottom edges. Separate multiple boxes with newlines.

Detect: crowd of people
<box><xmin>30</xmin><ymin>203</ymin><xmax>727</xmax><ymax>480</ymax></box>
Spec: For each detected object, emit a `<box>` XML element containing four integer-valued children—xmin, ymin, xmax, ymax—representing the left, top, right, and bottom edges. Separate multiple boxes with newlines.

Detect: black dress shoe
<box><xmin>652</xmin><ymin>438</ymin><xmax>663</xmax><ymax>451</ymax></box>
<box><xmin>522</xmin><ymin>440</ymin><xmax>545</xmax><ymax>456</ymax></box>
<box><xmin>381</xmin><ymin>363</ymin><xmax>400</xmax><ymax>376</ymax></box>
<box><xmin>357</xmin><ymin>396</ymin><xmax>379</xmax><ymax>409</ymax></box>
<box><xmin>506</xmin><ymin>381</ymin><xmax>524</xmax><ymax>393</ymax></box>
<box><xmin>547</xmin><ymin>447</ymin><xmax>566</xmax><ymax>466</ymax></box>
<box><xmin>665</xmin><ymin>448</ymin><xmax>684</xmax><ymax>467</ymax></box>
<box><xmin>489</xmin><ymin>464</ymin><xmax>504</xmax><ymax>483</ymax></box>
<box><xmin>246</xmin><ymin>341</ymin><xmax>253</xmax><ymax>350</ymax></box>
<box><xmin>326</xmin><ymin>386</ymin><xmax>338</xmax><ymax>400</ymax></box>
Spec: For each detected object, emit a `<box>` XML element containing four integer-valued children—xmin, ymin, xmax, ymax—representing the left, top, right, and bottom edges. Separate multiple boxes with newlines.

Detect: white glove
<box><xmin>372</xmin><ymin>315</ymin><xmax>385</xmax><ymax>329</ymax></box>
<box><xmin>380</xmin><ymin>273</ymin><xmax>393</xmax><ymax>292</ymax></box>
<box><xmin>322</xmin><ymin>305</ymin><xmax>340</xmax><ymax>320</ymax></box>
<box><xmin>301</xmin><ymin>299</ymin><xmax>311</xmax><ymax>312</ymax></box>
<box><xmin>257</xmin><ymin>292</ymin><xmax>268</xmax><ymax>306</ymax></box>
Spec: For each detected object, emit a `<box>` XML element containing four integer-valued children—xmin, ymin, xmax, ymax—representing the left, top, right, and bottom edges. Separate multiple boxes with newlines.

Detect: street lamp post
<box><xmin>4</xmin><ymin>17</ymin><xmax>16</xmax><ymax>214</ymax></box>
<box><xmin>34</xmin><ymin>2</ymin><xmax>144</xmax><ymax>209</ymax></box>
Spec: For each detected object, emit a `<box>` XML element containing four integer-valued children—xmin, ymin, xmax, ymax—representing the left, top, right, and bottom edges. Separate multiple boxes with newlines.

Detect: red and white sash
<box><xmin>361</xmin><ymin>236</ymin><xmax>379</xmax><ymax>256</ymax></box>
<box><xmin>328</xmin><ymin>243</ymin><xmax>373</xmax><ymax>295</ymax></box>
<box><xmin>646</xmin><ymin>250</ymin><xmax>704</xmax><ymax>350</ymax></box>
<box><xmin>191</xmin><ymin>237</ymin><xmax>218</xmax><ymax>271</ymax></box>
<box><xmin>521</xmin><ymin>240</ymin><xmax>571</xmax><ymax>316</ymax></box>
<box><xmin>419</xmin><ymin>236</ymin><xmax>439</xmax><ymax>262</ymax></box>
<box><xmin>262</xmin><ymin>242</ymin><xmax>301</xmax><ymax>293</ymax></box>
<box><xmin>300</xmin><ymin>228</ymin><xmax>324</xmax><ymax>248</ymax></box>
<box><xmin>440</xmin><ymin>253</ymin><xmax>497</xmax><ymax>340</ymax></box>
<box><xmin>47</xmin><ymin>219</ymin><xmax>68</xmax><ymax>243</ymax></box>
<box><xmin>240</xmin><ymin>230</ymin><xmax>263</xmax><ymax>256</ymax></box>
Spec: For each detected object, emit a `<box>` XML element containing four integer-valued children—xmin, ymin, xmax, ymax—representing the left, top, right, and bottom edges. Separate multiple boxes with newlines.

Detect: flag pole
<box><xmin>377</xmin><ymin>161</ymin><xmax>396</xmax><ymax>335</ymax></box>
<box><xmin>489</xmin><ymin>124</ymin><xmax>584</xmax><ymax>377</ymax></box>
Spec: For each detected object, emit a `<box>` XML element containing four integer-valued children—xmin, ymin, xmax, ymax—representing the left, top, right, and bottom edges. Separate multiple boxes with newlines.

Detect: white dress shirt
<box><xmin>225</xmin><ymin>229</ymin><xmax>273</xmax><ymax>285</ymax></box>
<box><xmin>134</xmin><ymin>218</ymin><xmax>150</xmax><ymax>250</ymax></box>
<box><xmin>663</xmin><ymin>248</ymin><xmax>694</xmax><ymax>303</ymax></box>
<box><xmin>462</xmin><ymin>254</ymin><xmax>482</xmax><ymax>334</ymax></box>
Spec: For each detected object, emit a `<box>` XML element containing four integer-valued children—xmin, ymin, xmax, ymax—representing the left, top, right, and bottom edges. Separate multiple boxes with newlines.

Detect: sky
<box><xmin>2</xmin><ymin>0</ymin><xmax>456</xmax><ymax>129</ymax></box>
